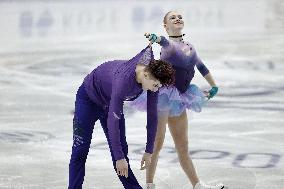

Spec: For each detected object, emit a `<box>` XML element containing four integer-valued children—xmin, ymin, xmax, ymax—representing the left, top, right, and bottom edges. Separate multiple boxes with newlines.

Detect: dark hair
<box><xmin>145</xmin><ymin>59</ymin><xmax>175</xmax><ymax>87</ymax></box>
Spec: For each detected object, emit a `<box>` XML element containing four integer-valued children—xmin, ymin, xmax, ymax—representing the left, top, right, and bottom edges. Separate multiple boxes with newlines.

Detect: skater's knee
<box><xmin>175</xmin><ymin>142</ymin><xmax>188</xmax><ymax>155</ymax></box>
<box><xmin>70</xmin><ymin>145</ymin><xmax>90</xmax><ymax>162</ymax></box>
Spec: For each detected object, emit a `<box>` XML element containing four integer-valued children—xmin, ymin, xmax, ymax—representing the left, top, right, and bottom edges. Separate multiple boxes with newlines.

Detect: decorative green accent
<box><xmin>208</xmin><ymin>86</ymin><xmax>218</xmax><ymax>99</ymax></box>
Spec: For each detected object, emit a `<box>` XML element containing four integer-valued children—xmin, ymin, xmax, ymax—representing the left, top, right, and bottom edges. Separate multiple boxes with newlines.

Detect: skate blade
<box><xmin>221</xmin><ymin>186</ymin><xmax>229</xmax><ymax>189</ymax></box>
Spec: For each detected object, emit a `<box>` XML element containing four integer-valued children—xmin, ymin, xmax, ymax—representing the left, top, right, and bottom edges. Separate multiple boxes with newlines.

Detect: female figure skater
<box><xmin>131</xmin><ymin>11</ymin><xmax>226</xmax><ymax>189</ymax></box>
<box><xmin>68</xmin><ymin>46</ymin><xmax>175</xmax><ymax>189</ymax></box>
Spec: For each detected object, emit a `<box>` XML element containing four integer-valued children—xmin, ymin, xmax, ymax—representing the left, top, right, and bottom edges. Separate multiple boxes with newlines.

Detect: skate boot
<box><xmin>146</xmin><ymin>183</ymin><xmax>155</xmax><ymax>189</ymax></box>
<box><xmin>194</xmin><ymin>181</ymin><xmax>227</xmax><ymax>189</ymax></box>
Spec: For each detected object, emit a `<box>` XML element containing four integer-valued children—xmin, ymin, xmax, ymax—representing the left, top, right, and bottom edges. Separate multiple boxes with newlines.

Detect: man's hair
<box><xmin>145</xmin><ymin>60</ymin><xmax>175</xmax><ymax>87</ymax></box>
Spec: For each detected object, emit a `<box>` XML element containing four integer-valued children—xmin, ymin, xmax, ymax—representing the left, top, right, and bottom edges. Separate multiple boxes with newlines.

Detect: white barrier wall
<box><xmin>0</xmin><ymin>0</ymin><xmax>283</xmax><ymax>53</ymax></box>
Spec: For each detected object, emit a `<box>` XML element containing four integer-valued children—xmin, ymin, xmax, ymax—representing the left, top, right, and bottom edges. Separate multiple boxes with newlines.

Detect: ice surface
<box><xmin>0</xmin><ymin>0</ymin><xmax>284</xmax><ymax>188</ymax></box>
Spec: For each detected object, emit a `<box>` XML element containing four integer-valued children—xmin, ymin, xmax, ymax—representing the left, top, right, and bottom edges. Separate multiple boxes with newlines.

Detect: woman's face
<box><xmin>141</xmin><ymin>73</ymin><xmax>162</xmax><ymax>92</ymax></box>
<box><xmin>164</xmin><ymin>11</ymin><xmax>184</xmax><ymax>33</ymax></box>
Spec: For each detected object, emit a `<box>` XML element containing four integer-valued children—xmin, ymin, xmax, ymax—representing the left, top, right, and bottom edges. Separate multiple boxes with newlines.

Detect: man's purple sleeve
<box><xmin>145</xmin><ymin>90</ymin><xmax>158</xmax><ymax>154</ymax></box>
<box><xmin>107</xmin><ymin>78</ymin><xmax>125</xmax><ymax>161</ymax></box>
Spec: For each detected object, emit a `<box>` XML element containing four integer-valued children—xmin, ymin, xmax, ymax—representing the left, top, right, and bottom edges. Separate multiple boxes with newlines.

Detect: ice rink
<box><xmin>0</xmin><ymin>0</ymin><xmax>284</xmax><ymax>189</ymax></box>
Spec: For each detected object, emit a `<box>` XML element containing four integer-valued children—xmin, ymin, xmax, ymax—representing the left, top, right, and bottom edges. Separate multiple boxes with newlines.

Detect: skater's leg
<box><xmin>146</xmin><ymin>113</ymin><xmax>168</xmax><ymax>185</ymax></box>
<box><xmin>100</xmin><ymin>114</ymin><xmax>143</xmax><ymax>189</ymax></box>
<box><xmin>168</xmin><ymin>111</ymin><xmax>227</xmax><ymax>189</ymax></box>
<box><xmin>68</xmin><ymin>85</ymin><xmax>100</xmax><ymax>189</ymax></box>
<box><xmin>168</xmin><ymin>111</ymin><xmax>199</xmax><ymax>187</ymax></box>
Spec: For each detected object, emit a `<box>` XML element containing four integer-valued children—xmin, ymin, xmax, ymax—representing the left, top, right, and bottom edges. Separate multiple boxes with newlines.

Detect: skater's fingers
<box><xmin>121</xmin><ymin>169</ymin><xmax>125</xmax><ymax>177</ymax></box>
<box><xmin>144</xmin><ymin>32</ymin><xmax>150</xmax><ymax>38</ymax></box>
<box><xmin>116</xmin><ymin>165</ymin><xmax>120</xmax><ymax>174</ymax></box>
<box><xmin>140</xmin><ymin>158</ymin><xmax>146</xmax><ymax>170</ymax></box>
<box><xmin>125</xmin><ymin>168</ymin><xmax>129</xmax><ymax>178</ymax></box>
<box><xmin>118</xmin><ymin>167</ymin><xmax>124</xmax><ymax>176</ymax></box>
<box><xmin>117</xmin><ymin>169</ymin><xmax>121</xmax><ymax>176</ymax></box>
<box><xmin>140</xmin><ymin>158</ymin><xmax>144</xmax><ymax>168</ymax></box>
<box><xmin>123</xmin><ymin>169</ymin><xmax>128</xmax><ymax>178</ymax></box>
<box><xmin>142</xmin><ymin>160</ymin><xmax>150</xmax><ymax>170</ymax></box>
<box><xmin>144</xmin><ymin>33</ymin><xmax>153</xmax><ymax>46</ymax></box>
<box><xmin>145</xmin><ymin>159</ymin><xmax>151</xmax><ymax>169</ymax></box>
<box><xmin>140</xmin><ymin>161</ymin><xmax>146</xmax><ymax>170</ymax></box>
<box><xmin>121</xmin><ymin>171</ymin><xmax>125</xmax><ymax>177</ymax></box>
<box><xmin>203</xmin><ymin>91</ymin><xmax>210</xmax><ymax>97</ymax></box>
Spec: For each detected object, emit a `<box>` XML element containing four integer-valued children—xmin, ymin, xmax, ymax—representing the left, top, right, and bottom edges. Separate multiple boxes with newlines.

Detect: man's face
<box><xmin>141</xmin><ymin>73</ymin><xmax>162</xmax><ymax>92</ymax></box>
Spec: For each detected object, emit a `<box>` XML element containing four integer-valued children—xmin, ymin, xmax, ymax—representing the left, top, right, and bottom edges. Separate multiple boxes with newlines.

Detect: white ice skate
<box><xmin>145</xmin><ymin>183</ymin><xmax>155</xmax><ymax>189</ymax></box>
<box><xmin>194</xmin><ymin>181</ymin><xmax>227</xmax><ymax>189</ymax></box>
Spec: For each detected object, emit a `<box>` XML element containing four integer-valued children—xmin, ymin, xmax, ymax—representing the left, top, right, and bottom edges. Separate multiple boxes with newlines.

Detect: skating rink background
<box><xmin>0</xmin><ymin>0</ymin><xmax>283</xmax><ymax>188</ymax></box>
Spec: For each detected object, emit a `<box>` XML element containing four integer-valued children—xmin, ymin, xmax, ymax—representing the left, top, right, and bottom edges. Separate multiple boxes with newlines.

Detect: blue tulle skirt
<box><xmin>129</xmin><ymin>84</ymin><xmax>207</xmax><ymax>117</ymax></box>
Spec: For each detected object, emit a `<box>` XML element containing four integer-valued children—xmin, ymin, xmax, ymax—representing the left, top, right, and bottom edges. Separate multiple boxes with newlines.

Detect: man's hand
<box><xmin>116</xmin><ymin>158</ymin><xmax>128</xmax><ymax>178</ymax></box>
<box><xmin>140</xmin><ymin>152</ymin><xmax>152</xmax><ymax>170</ymax></box>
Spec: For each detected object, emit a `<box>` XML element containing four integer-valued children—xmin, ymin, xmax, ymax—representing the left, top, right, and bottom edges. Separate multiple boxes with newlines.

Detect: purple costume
<box><xmin>130</xmin><ymin>37</ymin><xmax>209</xmax><ymax>116</ymax></box>
<box><xmin>69</xmin><ymin>47</ymin><xmax>158</xmax><ymax>189</ymax></box>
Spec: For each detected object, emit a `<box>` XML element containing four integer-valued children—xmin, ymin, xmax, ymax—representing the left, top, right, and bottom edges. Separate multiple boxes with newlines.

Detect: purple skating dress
<box><xmin>130</xmin><ymin>36</ymin><xmax>209</xmax><ymax>117</ymax></box>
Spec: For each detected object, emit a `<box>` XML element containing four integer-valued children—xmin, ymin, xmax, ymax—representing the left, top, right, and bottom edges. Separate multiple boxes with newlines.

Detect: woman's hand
<box><xmin>140</xmin><ymin>152</ymin><xmax>152</xmax><ymax>170</ymax></box>
<box><xmin>116</xmin><ymin>158</ymin><xmax>128</xmax><ymax>178</ymax></box>
<box><xmin>205</xmin><ymin>86</ymin><xmax>218</xmax><ymax>99</ymax></box>
<box><xmin>144</xmin><ymin>33</ymin><xmax>160</xmax><ymax>45</ymax></box>
<box><xmin>203</xmin><ymin>73</ymin><xmax>218</xmax><ymax>99</ymax></box>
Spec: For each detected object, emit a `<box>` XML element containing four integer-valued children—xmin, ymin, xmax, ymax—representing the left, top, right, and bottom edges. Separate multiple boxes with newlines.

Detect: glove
<box><xmin>208</xmin><ymin>86</ymin><xmax>218</xmax><ymax>99</ymax></box>
<box><xmin>145</xmin><ymin>33</ymin><xmax>159</xmax><ymax>43</ymax></box>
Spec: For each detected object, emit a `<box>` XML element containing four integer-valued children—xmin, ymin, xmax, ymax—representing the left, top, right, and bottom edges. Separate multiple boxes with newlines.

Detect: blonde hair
<box><xmin>163</xmin><ymin>11</ymin><xmax>172</xmax><ymax>25</ymax></box>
